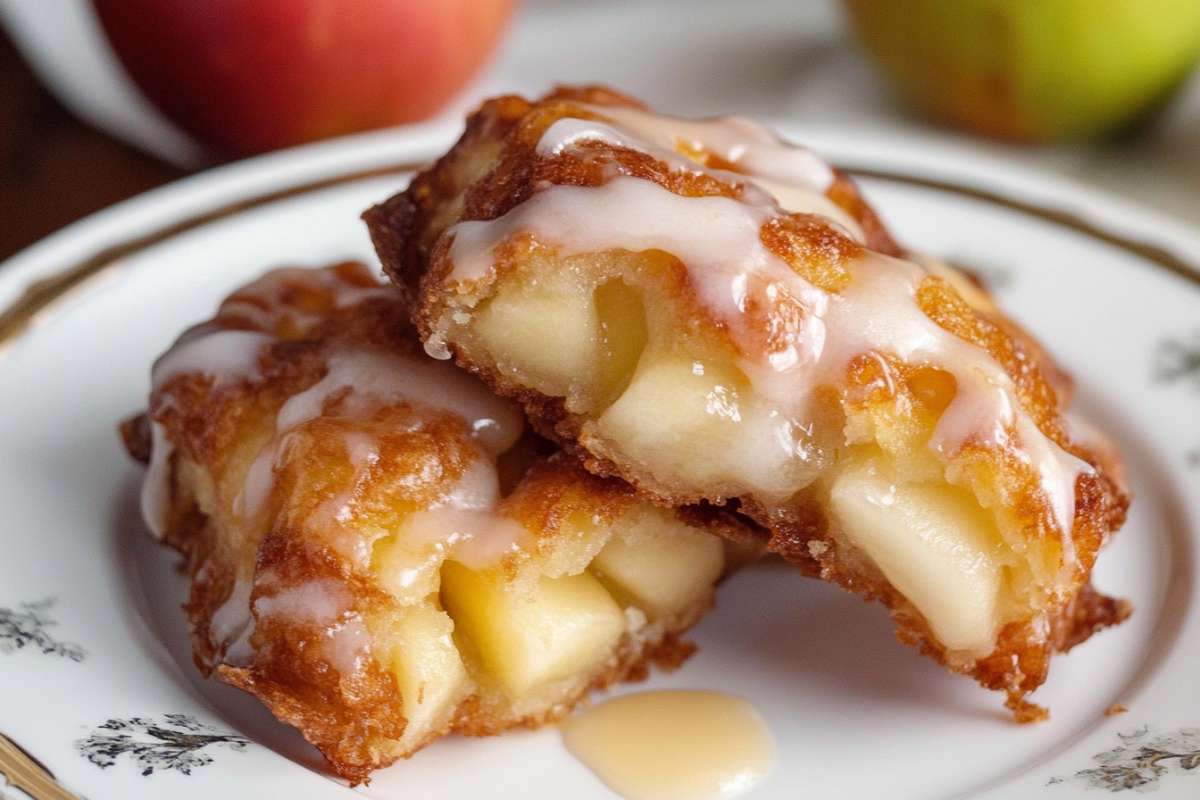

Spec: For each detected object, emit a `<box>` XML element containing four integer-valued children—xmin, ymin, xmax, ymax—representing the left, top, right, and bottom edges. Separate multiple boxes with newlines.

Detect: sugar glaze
<box><xmin>562</xmin><ymin>690</ymin><xmax>775</xmax><ymax>800</ymax></box>
<box><xmin>445</xmin><ymin>108</ymin><xmax>1091</xmax><ymax>538</ymax></box>
<box><xmin>142</xmin><ymin>266</ymin><xmax>528</xmax><ymax>663</ymax></box>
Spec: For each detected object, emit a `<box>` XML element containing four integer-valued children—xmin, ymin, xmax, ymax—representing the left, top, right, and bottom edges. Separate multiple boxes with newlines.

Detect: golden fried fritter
<box><xmin>364</xmin><ymin>87</ymin><xmax>1131</xmax><ymax>717</ymax></box>
<box><xmin>121</xmin><ymin>262</ymin><xmax>752</xmax><ymax>782</ymax></box>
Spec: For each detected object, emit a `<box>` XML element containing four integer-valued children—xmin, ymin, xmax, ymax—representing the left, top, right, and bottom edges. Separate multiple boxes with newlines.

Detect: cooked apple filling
<box><xmin>365</xmin><ymin>86</ymin><xmax>1130</xmax><ymax>715</ymax></box>
<box><xmin>413</xmin><ymin>249</ymin><xmax>1029</xmax><ymax>659</ymax></box>
<box><xmin>121</xmin><ymin>263</ymin><xmax>747</xmax><ymax>783</ymax></box>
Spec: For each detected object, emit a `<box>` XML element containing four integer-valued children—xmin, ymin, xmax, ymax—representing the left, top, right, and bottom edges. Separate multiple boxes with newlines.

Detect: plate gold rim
<box><xmin>851</xmin><ymin>166</ymin><xmax>1200</xmax><ymax>289</ymax></box>
<box><xmin>0</xmin><ymin>162</ymin><xmax>422</xmax><ymax>347</ymax></box>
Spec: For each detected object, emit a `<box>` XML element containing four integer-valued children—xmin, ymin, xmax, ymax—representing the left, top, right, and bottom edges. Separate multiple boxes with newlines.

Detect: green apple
<box><xmin>843</xmin><ymin>0</ymin><xmax>1200</xmax><ymax>142</ymax></box>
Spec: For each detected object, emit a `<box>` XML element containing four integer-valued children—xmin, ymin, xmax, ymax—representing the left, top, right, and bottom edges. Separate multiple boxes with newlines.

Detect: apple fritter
<box><xmin>121</xmin><ymin>262</ymin><xmax>751</xmax><ymax>783</ymax></box>
<box><xmin>364</xmin><ymin>87</ymin><xmax>1131</xmax><ymax>718</ymax></box>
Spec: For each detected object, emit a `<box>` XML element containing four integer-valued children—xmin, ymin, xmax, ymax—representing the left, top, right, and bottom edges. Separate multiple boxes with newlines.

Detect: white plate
<box><xmin>0</xmin><ymin>125</ymin><xmax>1197</xmax><ymax>800</ymax></box>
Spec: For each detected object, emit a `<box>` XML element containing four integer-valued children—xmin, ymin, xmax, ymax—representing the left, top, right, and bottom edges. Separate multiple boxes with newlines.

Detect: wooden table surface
<box><xmin>0</xmin><ymin>30</ymin><xmax>186</xmax><ymax>263</ymax></box>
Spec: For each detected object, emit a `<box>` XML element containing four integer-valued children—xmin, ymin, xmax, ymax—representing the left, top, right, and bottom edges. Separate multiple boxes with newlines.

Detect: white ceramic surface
<box><xmin>0</xmin><ymin>126</ymin><xmax>1197</xmax><ymax>800</ymax></box>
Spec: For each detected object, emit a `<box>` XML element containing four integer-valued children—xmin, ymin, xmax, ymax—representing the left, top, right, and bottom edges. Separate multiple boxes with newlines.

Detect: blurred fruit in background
<box><xmin>843</xmin><ymin>0</ymin><xmax>1200</xmax><ymax>143</ymax></box>
<box><xmin>92</xmin><ymin>0</ymin><xmax>514</xmax><ymax>158</ymax></box>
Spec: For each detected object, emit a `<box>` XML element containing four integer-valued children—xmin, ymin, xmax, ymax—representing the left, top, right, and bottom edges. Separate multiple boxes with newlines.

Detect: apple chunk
<box><xmin>374</xmin><ymin>605</ymin><xmax>470</xmax><ymax>747</ymax></box>
<box><xmin>829</xmin><ymin>455</ymin><xmax>1004</xmax><ymax>655</ymax></box>
<box><xmin>596</xmin><ymin>355</ymin><xmax>814</xmax><ymax>496</ymax></box>
<box><xmin>474</xmin><ymin>280</ymin><xmax>599</xmax><ymax>398</ymax></box>
<box><xmin>592</xmin><ymin>279</ymin><xmax>649</xmax><ymax>408</ymax></box>
<box><xmin>440</xmin><ymin>561</ymin><xmax>624</xmax><ymax>699</ymax></box>
<box><xmin>597</xmin><ymin>356</ymin><xmax>745</xmax><ymax>482</ymax></box>
<box><xmin>591</xmin><ymin>510</ymin><xmax>724</xmax><ymax>620</ymax></box>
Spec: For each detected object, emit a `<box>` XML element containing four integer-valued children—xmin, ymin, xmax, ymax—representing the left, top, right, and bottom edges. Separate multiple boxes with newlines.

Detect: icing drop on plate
<box><xmin>562</xmin><ymin>690</ymin><xmax>775</xmax><ymax>800</ymax></box>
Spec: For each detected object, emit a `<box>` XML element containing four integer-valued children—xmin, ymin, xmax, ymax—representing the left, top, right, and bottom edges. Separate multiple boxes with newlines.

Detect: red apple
<box><xmin>93</xmin><ymin>0</ymin><xmax>515</xmax><ymax>157</ymax></box>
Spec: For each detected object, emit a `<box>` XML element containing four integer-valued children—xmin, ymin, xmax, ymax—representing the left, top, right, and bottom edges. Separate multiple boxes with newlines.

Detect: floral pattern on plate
<box><xmin>1154</xmin><ymin>333</ymin><xmax>1200</xmax><ymax>389</ymax></box>
<box><xmin>0</xmin><ymin>599</ymin><xmax>85</xmax><ymax>662</ymax></box>
<box><xmin>1152</xmin><ymin>332</ymin><xmax>1200</xmax><ymax>469</ymax></box>
<box><xmin>1049</xmin><ymin>726</ymin><xmax>1200</xmax><ymax>793</ymax></box>
<box><xmin>77</xmin><ymin>715</ymin><xmax>249</xmax><ymax>777</ymax></box>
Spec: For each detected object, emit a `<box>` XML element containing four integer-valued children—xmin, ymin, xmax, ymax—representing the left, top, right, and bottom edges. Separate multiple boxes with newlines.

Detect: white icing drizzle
<box><xmin>1062</xmin><ymin>411</ymin><xmax>1127</xmax><ymax>502</ymax></box>
<box><xmin>254</xmin><ymin>577</ymin><xmax>347</xmax><ymax>623</ymax></box>
<box><xmin>369</xmin><ymin>460</ymin><xmax>515</xmax><ymax>594</ymax></box>
<box><xmin>535</xmin><ymin>116</ymin><xmax>864</xmax><ymax>239</ymax></box>
<box><xmin>1015</xmin><ymin>415</ymin><xmax>1081</xmax><ymax>564</ymax></box>
<box><xmin>445</xmin><ymin>168</ymin><xmax>1091</xmax><ymax>537</ymax></box>
<box><xmin>254</xmin><ymin>578</ymin><xmax>371</xmax><ymax>673</ymax></box>
<box><xmin>142</xmin><ymin>265</ymin><xmax>536</xmax><ymax>665</ymax></box>
<box><xmin>276</xmin><ymin>349</ymin><xmax>520</xmax><ymax>455</ymax></box>
<box><xmin>322</xmin><ymin>616</ymin><xmax>371</xmax><ymax>675</ymax></box>
<box><xmin>142</xmin><ymin>328</ymin><xmax>273</xmax><ymax>538</ymax></box>
<box><xmin>237</xmin><ymin>346</ymin><xmax>524</xmax><ymax>522</ymax></box>
<box><xmin>140</xmin><ymin>421</ymin><xmax>173</xmax><ymax>538</ymax></box>
<box><xmin>401</xmin><ymin>509</ymin><xmax>526</xmax><ymax>570</ymax></box>
<box><xmin>304</xmin><ymin>431</ymin><xmax>385</xmax><ymax>553</ymax></box>
<box><xmin>574</xmin><ymin>103</ymin><xmax>866</xmax><ymax>237</ymax></box>
<box><xmin>435</xmin><ymin>457</ymin><xmax>502</xmax><ymax>512</ymax></box>
<box><xmin>210</xmin><ymin>577</ymin><xmax>254</xmax><ymax>665</ymax></box>
<box><xmin>219</xmin><ymin>265</ymin><xmax>393</xmax><ymax>334</ymax></box>
<box><xmin>343</xmin><ymin>430</ymin><xmax>382</xmax><ymax>469</ymax></box>
<box><xmin>579</xmin><ymin>104</ymin><xmax>835</xmax><ymax>193</ymax></box>
<box><xmin>151</xmin><ymin>328</ymin><xmax>272</xmax><ymax>390</ymax></box>
<box><xmin>451</xmin><ymin>177</ymin><xmax>826</xmax><ymax>410</ymax></box>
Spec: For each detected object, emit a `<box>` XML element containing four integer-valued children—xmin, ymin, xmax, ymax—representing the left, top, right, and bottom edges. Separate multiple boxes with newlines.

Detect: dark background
<box><xmin>0</xmin><ymin>31</ymin><xmax>184</xmax><ymax>262</ymax></box>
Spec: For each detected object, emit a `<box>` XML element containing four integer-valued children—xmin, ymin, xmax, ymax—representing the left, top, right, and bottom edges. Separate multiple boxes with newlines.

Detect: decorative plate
<box><xmin>0</xmin><ymin>124</ymin><xmax>1196</xmax><ymax>799</ymax></box>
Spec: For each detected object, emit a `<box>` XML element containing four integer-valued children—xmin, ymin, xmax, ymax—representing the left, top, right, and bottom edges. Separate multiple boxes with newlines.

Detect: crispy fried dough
<box><xmin>122</xmin><ymin>263</ymin><xmax>750</xmax><ymax>782</ymax></box>
<box><xmin>365</xmin><ymin>87</ymin><xmax>1131</xmax><ymax>716</ymax></box>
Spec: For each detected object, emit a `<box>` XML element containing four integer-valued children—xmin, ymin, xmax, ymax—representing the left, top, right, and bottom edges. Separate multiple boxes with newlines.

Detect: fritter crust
<box><xmin>365</xmin><ymin>85</ymin><xmax>902</xmax><ymax>303</ymax></box>
<box><xmin>364</xmin><ymin>88</ymin><xmax>1131</xmax><ymax>716</ymax></box>
<box><xmin>122</xmin><ymin>262</ymin><xmax>748</xmax><ymax>782</ymax></box>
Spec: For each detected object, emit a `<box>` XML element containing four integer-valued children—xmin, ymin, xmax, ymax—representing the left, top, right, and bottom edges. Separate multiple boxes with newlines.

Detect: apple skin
<box><xmin>93</xmin><ymin>0</ymin><xmax>514</xmax><ymax>157</ymax></box>
<box><xmin>843</xmin><ymin>0</ymin><xmax>1200</xmax><ymax>143</ymax></box>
